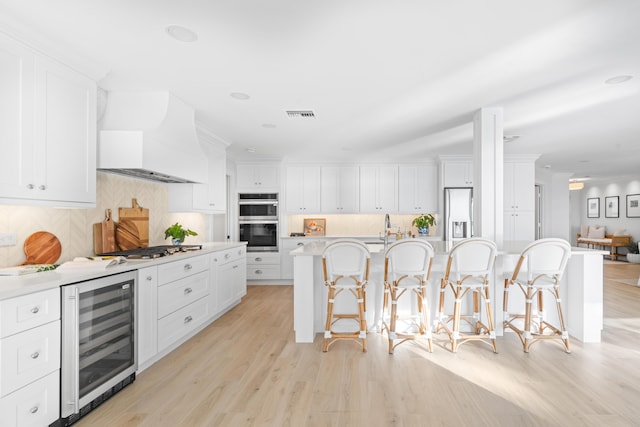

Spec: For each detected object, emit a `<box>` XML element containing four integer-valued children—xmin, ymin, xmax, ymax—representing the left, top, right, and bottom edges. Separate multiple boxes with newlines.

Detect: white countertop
<box><xmin>290</xmin><ymin>239</ymin><xmax>606</xmax><ymax>257</ymax></box>
<box><xmin>0</xmin><ymin>241</ymin><xmax>246</xmax><ymax>301</ymax></box>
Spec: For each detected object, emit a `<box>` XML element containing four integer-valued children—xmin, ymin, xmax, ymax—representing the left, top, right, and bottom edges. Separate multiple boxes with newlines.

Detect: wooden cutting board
<box><xmin>118</xmin><ymin>198</ymin><xmax>149</xmax><ymax>248</ymax></box>
<box><xmin>93</xmin><ymin>209</ymin><xmax>116</xmax><ymax>255</ymax></box>
<box><xmin>22</xmin><ymin>231</ymin><xmax>62</xmax><ymax>265</ymax></box>
<box><xmin>116</xmin><ymin>219</ymin><xmax>143</xmax><ymax>251</ymax></box>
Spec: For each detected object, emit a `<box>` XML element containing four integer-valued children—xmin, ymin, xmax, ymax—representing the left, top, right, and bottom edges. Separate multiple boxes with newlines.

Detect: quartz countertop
<box><xmin>0</xmin><ymin>241</ymin><xmax>246</xmax><ymax>301</ymax></box>
<box><xmin>290</xmin><ymin>239</ymin><xmax>606</xmax><ymax>257</ymax></box>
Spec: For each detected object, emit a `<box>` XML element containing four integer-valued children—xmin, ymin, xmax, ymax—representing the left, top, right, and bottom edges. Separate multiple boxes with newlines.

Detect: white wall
<box><xmin>571</xmin><ymin>176</ymin><xmax>640</xmax><ymax>247</ymax></box>
<box><xmin>536</xmin><ymin>169</ymin><xmax>572</xmax><ymax>241</ymax></box>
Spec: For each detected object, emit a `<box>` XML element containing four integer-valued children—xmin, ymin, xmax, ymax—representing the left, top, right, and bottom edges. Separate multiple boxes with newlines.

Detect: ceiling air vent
<box><xmin>286</xmin><ymin>110</ymin><xmax>316</xmax><ymax>119</ymax></box>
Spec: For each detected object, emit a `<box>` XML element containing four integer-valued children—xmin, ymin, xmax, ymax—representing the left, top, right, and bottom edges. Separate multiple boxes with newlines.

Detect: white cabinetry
<box><xmin>236</xmin><ymin>164</ymin><xmax>280</xmax><ymax>192</ymax></box>
<box><xmin>156</xmin><ymin>255</ymin><xmax>210</xmax><ymax>353</ymax></box>
<box><xmin>359</xmin><ymin>165</ymin><xmax>398</xmax><ymax>212</ymax></box>
<box><xmin>0</xmin><ymin>288</ymin><xmax>61</xmax><ymax>427</ymax></box>
<box><xmin>280</xmin><ymin>238</ymin><xmax>306</xmax><ymax>280</ymax></box>
<box><xmin>168</xmin><ymin>138</ymin><xmax>227</xmax><ymax>213</ymax></box>
<box><xmin>442</xmin><ymin>159</ymin><xmax>473</xmax><ymax>187</ymax></box>
<box><xmin>246</xmin><ymin>252</ymin><xmax>280</xmax><ymax>281</ymax></box>
<box><xmin>137</xmin><ymin>266</ymin><xmax>158</xmax><ymax>370</ymax></box>
<box><xmin>285</xmin><ymin>166</ymin><xmax>321</xmax><ymax>213</ymax></box>
<box><xmin>504</xmin><ymin>158</ymin><xmax>536</xmax><ymax>241</ymax></box>
<box><xmin>0</xmin><ymin>34</ymin><xmax>97</xmax><ymax>207</ymax></box>
<box><xmin>214</xmin><ymin>246</ymin><xmax>247</xmax><ymax>309</ymax></box>
<box><xmin>398</xmin><ymin>164</ymin><xmax>438</xmax><ymax>213</ymax></box>
<box><xmin>321</xmin><ymin>166</ymin><xmax>359</xmax><ymax>213</ymax></box>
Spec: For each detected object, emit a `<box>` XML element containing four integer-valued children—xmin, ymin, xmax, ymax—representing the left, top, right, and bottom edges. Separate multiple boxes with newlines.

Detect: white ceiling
<box><xmin>1</xmin><ymin>0</ymin><xmax>639</xmax><ymax>181</ymax></box>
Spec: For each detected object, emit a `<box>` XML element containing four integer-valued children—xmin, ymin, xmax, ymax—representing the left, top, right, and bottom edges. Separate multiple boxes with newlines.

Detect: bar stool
<box><xmin>435</xmin><ymin>238</ymin><xmax>498</xmax><ymax>353</ymax></box>
<box><xmin>382</xmin><ymin>240</ymin><xmax>435</xmax><ymax>353</ymax></box>
<box><xmin>321</xmin><ymin>239</ymin><xmax>371</xmax><ymax>352</ymax></box>
<box><xmin>503</xmin><ymin>238</ymin><xmax>572</xmax><ymax>353</ymax></box>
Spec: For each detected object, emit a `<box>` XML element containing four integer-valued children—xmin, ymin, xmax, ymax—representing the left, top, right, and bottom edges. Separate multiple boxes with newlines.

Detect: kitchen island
<box><xmin>291</xmin><ymin>240</ymin><xmax>605</xmax><ymax>344</ymax></box>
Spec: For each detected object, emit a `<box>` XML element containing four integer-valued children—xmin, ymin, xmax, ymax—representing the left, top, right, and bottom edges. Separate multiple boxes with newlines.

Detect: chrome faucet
<box><xmin>380</xmin><ymin>213</ymin><xmax>391</xmax><ymax>247</ymax></box>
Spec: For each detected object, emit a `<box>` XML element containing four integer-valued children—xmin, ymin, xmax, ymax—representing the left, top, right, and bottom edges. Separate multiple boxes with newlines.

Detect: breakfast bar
<box><xmin>291</xmin><ymin>240</ymin><xmax>605</xmax><ymax>344</ymax></box>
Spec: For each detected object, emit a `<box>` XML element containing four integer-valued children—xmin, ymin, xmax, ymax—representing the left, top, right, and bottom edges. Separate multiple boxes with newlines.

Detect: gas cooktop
<box><xmin>100</xmin><ymin>245</ymin><xmax>202</xmax><ymax>259</ymax></box>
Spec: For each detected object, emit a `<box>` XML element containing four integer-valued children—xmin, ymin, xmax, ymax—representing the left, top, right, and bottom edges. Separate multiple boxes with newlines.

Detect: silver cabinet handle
<box><xmin>255</xmin><ymin>257</ymin><xmax>262</xmax><ymax>262</ymax></box>
<box><xmin>184</xmin><ymin>315</ymin><xmax>193</xmax><ymax>324</ymax></box>
<box><xmin>31</xmin><ymin>351</ymin><xmax>40</xmax><ymax>359</ymax></box>
<box><xmin>146</xmin><ymin>276</ymin><xmax>153</xmax><ymax>281</ymax></box>
<box><xmin>255</xmin><ymin>269</ymin><xmax>263</xmax><ymax>274</ymax></box>
<box><xmin>30</xmin><ymin>406</ymin><xmax>39</xmax><ymax>414</ymax></box>
<box><xmin>225</xmin><ymin>253</ymin><xmax>231</xmax><ymax>259</ymax></box>
<box><xmin>232</xmin><ymin>265</ymin><xmax>238</xmax><ymax>269</ymax></box>
<box><xmin>184</xmin><ymin>264</ymin><xmax>192</xmax><ymax>270</ymax></box>
<box><xmin>27</xmin><ymin>184</ymin><xmax>34</xmax><ymax>189</ymax></box>
<box><xmin>184</xmin><ymin>287</ymin><xmax>193</xmax><ymax>295</ymax></box>
<box><xmin>39</xmin><ymin>185</ymin><xmax>46</xmax><ymax>190</ymax></box>
<box><xmin>31</xmin><ymin>306</ymin><xmax>40</xmax><ymax>314</ymax></box>
<box><xmin>297</xmin><ymin>243</ymin><xmax>303</xmax><ymax>246</ymax></box>
<box><xmin>214</xmin><ymin>258</ymin><xmax>218</xmax><ymax>262</ymax></box>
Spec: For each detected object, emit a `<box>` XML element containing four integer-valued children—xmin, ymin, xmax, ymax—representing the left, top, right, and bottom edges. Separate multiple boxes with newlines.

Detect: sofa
<box><xmin>576</xmin><ymin>225</ymin><xmax>631</xmax><ymax>261</ymax></box>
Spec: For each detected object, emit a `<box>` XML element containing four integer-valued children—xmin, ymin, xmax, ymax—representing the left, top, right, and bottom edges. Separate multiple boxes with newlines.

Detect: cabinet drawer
<box><xmin>246</xmin><ymin>252</ymin><xmax>280</xmax><ymax>265</ymax></box>
<box><xmin>0</xmin><ymin>370</ymin><xmax>60</xmax><ymax>427</ymax></box>
<box><xmin>212</xmin><ymin>247</ymin><xmax>246</xmax><ymax>265</ymax></box>
<box><xmin>157</xmin><ymin>297</ymin><xmax>209</xmax><ymax>352</ymax></box>
<box><xmin>157</xmin><ymin>254</ymin><xmax>209</xmax><ymax>286</ymax></box>
<box><xmin>0</xmin><ymin>320</ymin><xmax>60</xmax><ymax>398</ymax></box>
<box><xmin>0</xmin><ymin>289</ymin><xmax>60</xmax><ymax>338</ymax></box>
<box><xmin>247</xmin><ymin>265</ymin><xmax>280</xmax><ymax>280</ymax></box>
<box><xmin>157</xmin><ymin>270</ymin><xmax>209</xmax><ymax>318</ymax></box>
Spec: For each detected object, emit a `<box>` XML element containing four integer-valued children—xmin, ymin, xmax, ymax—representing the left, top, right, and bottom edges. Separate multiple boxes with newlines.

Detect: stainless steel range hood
<box><xmin>98</xmin><ymin>91</ymin><xmax>208</xmax><ymax>184</ymax></box>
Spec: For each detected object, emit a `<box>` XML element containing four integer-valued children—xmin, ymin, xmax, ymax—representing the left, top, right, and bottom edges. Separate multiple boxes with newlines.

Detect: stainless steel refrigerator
<box><xmin>444</xmin><ymin>187</ymin><xmax>473</xmax><ymax>241</ymax></box>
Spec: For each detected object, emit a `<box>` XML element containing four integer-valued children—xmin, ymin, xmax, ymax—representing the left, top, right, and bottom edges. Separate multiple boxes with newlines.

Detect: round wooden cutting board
<box><xmin>22</xmin><ymin>231</ymin><xmax>62</xmax><ymax>265</ymax></box>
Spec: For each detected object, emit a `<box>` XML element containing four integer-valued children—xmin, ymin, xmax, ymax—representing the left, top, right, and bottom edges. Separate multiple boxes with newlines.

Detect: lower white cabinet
<box><xmin>137</xmin><ymin>266</ymin><xmax>158</xmax><ymax>368</ymax></box>
<box><xmin>214</xmin><ymin>246</ymin><xmax>247</xmax><ymax>310</ymax></box>
<box><xmin>280</xmin><ymin>239</ymin><xmax>307</xmax><ymax>280</ymax></box>
<box><xmin>0</xmin><ymin>288</ymin><xmax>61</xmax><ymax>427</ymax></box>
<box><xmin>0</xmin><ymin>370</ymin><xmax>59</xmax><ymax>427</ymax></box>
<box><xmin>246</xmin><ymin>252</ymin><xmax>280</xmax><ymax>280</ymax></box>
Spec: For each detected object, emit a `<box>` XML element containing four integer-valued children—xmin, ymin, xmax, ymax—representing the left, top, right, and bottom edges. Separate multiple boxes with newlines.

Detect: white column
<box><xmin>472</xmin><ymin>108</ymin><xmax>504</xmax><ymax>246</ymax></box>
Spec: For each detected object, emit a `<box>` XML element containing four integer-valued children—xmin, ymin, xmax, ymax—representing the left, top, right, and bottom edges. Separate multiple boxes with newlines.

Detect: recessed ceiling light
<box><xmin>230</xmin><ymin>92</ymin><xmax>250</xmax><ymax>100</ymax></box>
<box><xmin>165</xmin><ymin>25</ymin><xmax>198</xmax><ymax>42</ymax></box>
<box><xmin>246</xmin><ymin>147</ymin><xmax>256</xmax><ymax>153</ymax></box>
<box><xmin>605</xmin><ymin>75</ymin><xmax>633</xmax><ymax>85</ymax></box>
<box><xmin>262</xmin><ymin>123</ymin><xmax>276</xmax><ymax>129</ymax></box>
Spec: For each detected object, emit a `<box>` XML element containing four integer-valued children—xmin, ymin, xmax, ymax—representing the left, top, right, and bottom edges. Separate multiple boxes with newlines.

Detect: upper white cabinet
<box><xmin>398</xmin><ymin>164</ymin><xmax>438</xmax><ymax>213</ymax></box>
<box><xmin>442</xmin><ymin>158</ymin><xmax>473</xmax><ymax>187</ymax></box>
<box><xmin>504</xmin><ymin>157</ymin><xmax>536</xmax><ymax>241</ymax></box>
<box><xmin>168</xmin><ymin>138</ymin><xmax>227</xmax><ymax>213</ymax></box>
<box><xmin>359</xmin><ymin>165</ymin><xmax>398</xmax><ymax>213</ymax></box>
<box><xmin>0</xmin><ymin>34</ymin><xmax>97</xmax><ymax>207</ymax></box>
<box><xmin>285</xmin><ymin>166</ymin><xmax>320</xmax><ymax>213</ymax></box>
<box><xmin>321</xmin><ymin>166</ymin><xmax>359</xmax><ymax>213</ymax></box>
<box><xmin>236</xmin><ymin>163</ymin><xmax>280</xmax><ymax>192</ymax></box>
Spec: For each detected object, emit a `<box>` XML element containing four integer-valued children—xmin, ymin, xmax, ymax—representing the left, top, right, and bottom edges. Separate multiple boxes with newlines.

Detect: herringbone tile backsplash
<box><xmin>0</xmin><ymin>172</ymin><xmax>210</xmax><ymax>268</ymax></box>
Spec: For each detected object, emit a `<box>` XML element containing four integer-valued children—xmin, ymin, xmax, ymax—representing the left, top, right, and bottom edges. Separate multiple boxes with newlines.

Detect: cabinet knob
<box><xmin>31</xmin><ymin>306</ymin><xmax>40</xmax><ymax>314</ymax></box>
<box><xmin>225</xmin><ymin>253</ymin><xmax>231</xmax><ymax>259</ymax></box>
<box><xmin>233</xmin><ymin>265</ymin><xmax>238</xmax><ymax>269</ymax></box>
<box><xmin>39</xmin><ymin>184</ymin><xmax>46</xmax><ymax>190</ymax></box>
<box><xmin>27</xmin><ymin>184</ymin><xmax>34</xmax><ymax>189</ymax></box>
<box><xmin>30</xmin><ymin>406</ymin><xmax>39</xmax><ymax>414</ymax></box>
<box><xmin>255</xmin><ymin>257</ymin><xmax>262</xmax><ymax>262</ymax></box>
<box><xmin>31</xmin><ymin>351</ymin><xmax>40</xmax><ymax>359</ymax></box>
<box><xmin>184</xmin><ymin>287</ymin><xmax>193</xmax><ymax>295</ymax></box>
<box><xmin>297</xmin><ymin>243</ymin><xmax>303</xmax><ymax>246</ymax></box>
<box><xmin>184</xmin><ymin>264</ymin><xmax>192</xmax><ymax>270</ymax></box>
<box><xmin>146</xmin><ymin>276</ymin><xmax>153</xmax><ymax>281</ymax></box>
<box><xmin>255</xmin><ymin>269</ymin><xmax>263</xmax><ymax>274</ymax></box>
<box><xmin>213</xmin><ymin>258</ymin><xmax>218</xmax><ymax>262</ymax></box>
<box><xmin>184</xmin><ymin>315</ymin><xmax>193</xmax><ymax>324</ymax></box>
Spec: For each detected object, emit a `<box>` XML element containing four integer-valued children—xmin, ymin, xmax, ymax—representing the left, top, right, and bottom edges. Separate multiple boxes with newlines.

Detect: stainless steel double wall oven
<box><xmin>238</xmin><ymin>193</ymin><xmax>278</xmax><ymax>252</ymax></box>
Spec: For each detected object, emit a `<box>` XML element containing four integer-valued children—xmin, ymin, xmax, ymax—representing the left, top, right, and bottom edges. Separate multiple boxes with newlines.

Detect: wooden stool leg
<box><xmin>523</xmin><ymin>285</ymin><xmax>533</xmax><ymax>352</ymax></box>
<box><xmin>483</xmin><ymin>284</ymin><xmax>498</xmax><ymax>353</ymax></box>
<box><xmin>451</xmin><ymin>285</ymin><xmax>462</xmax><ymax>352</ymax></box>
<box><xmin>388</xmin><ymin>286</ymin><xmax>397</xmax><ymax>353</ymax></box>
<box><xmin>322</xmin><ymin>285</ymin><xmax>335</xmax><ymax>352</ymax></box>
<box><xmin>357</xmin><ymin>284</ymin><xmax>367</xmax><ymax>352</ymax></box>
<box><xmin>420</xmin><ymin>285</ymin><xmax>433</xmax><ymax>352</ymax></box>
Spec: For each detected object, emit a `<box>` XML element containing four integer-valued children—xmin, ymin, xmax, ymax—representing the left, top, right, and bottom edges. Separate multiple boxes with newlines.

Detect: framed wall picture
<box><xmin>587</xmin><ymin>197</ymin><xmax>600</xmax><ymax>218</ymax></box>
<box><xmin>304</xmin><ymin>218</ymin><xmax>326</xmax><ymax>236</ymax></box>
<box><xmin>605</xmin><ymin>196</ymin><xmax>619</xmax><ymax>218</ymax></box>
<box><xmin>626</xmin><ymin>194</ymin><xmax>640</xmax><ymax>218</ymax></box>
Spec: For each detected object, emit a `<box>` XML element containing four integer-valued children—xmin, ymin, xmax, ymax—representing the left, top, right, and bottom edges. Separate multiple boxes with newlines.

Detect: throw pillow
<box><xmin>580</xmin><ymin>224</ymin><xmax>589</xmax><ymax>237</ymax></box>
<box><xmin>588</xmin><ymin>226</ymin><xmax>605</xmax><ymax>239</ymax></box>
<box><xmin>613</xmin><ymin>228</ymin><xmax>627</xmax><ymax>236</ymax></box>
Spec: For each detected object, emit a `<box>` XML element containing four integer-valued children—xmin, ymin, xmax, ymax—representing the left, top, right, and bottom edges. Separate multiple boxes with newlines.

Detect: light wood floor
<box><xmin>78</xmin><ymin>262</ymin><xmax>640</xmax><ymax>427</ymax></box>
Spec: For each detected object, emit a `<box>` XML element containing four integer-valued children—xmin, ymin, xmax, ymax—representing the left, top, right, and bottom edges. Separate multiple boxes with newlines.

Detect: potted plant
<box><xmin>627</xmin><ymin>241</ymin><xmax>640</xmax><ymax>263</ymax></box>
<box><xmin>412</xmin><ymin>214</ymin><xmax>436</xmax><ymax>236</ymax></box>
<box><xmin>164</xmin><ymin>222</ymin><xmax>198</xmax><ymax>245</ymax></box>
